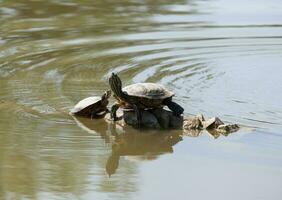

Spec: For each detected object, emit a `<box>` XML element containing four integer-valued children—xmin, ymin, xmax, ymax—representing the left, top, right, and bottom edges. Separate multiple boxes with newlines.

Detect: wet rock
<box><xmin>150</xmin><ymin>108</ymin><xmax>183</xmax><ymax>129</ymax></box>
<box><xmin>183</xmin><ymin>114</ymin><xmax>204</xmax><ymax>130</ymax></box>
<box><xmin>123</xmin><ymin>110</ymin><xmax>161</xmax><ymax>129</ymax></box>
<box><xmin>104</xmin><ymin>106</ymin><xmax>240</xmax><ymax>135</ymax></box>
<box><xmin>150</xmin><ymin>108</ymin><xmax>170</xmax><ymax>129</ymax></box>
<box><xmin>203</xmin><ymin>117</ymin><xmax>224</xmax><ymax>129</ymax></box>
<box><xmin>216</xmin><ymin>124</ymin><xmax>240</xmax><ymax>135</ymax></box>
<box><xmin>169</xmin><ymin>114</ymin><xmax>183</xmax><ymax>129</ymax></box>
<box><xmin>196</xmin><ymin>114</ymin><xmax>205</xmax><ymax>122</ymax></box>
<box><xmin>183</xmin><ymin>114</ymin><xmax>240</xmax><ymax>138</ymax></box>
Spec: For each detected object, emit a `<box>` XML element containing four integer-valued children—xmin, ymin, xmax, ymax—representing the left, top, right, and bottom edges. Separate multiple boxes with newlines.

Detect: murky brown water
<box><xmin>1</xmin><ymin>0</ymin><xmax>282</xmax><ymax>199</ymax></box>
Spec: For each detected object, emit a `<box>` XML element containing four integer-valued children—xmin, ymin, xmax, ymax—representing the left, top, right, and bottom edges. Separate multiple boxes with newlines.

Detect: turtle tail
<box><xmin>163</xmin><ymin>99</ymin><xmax>184</xmax><ymax>116</ymax></box>
<box><xmin>109</xmin><ymin>73</ymin><xmax>127</xmax><ymax>100</ymax></box>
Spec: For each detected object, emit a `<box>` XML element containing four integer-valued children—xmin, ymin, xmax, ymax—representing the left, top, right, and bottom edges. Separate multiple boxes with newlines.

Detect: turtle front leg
<box><xmin>111</xmin><ymin>103</ymin><xmax>120</xmax><ymax>121</ymax></box>
<box><xmin>132</xmin><ymin>104</ymin><xmax>142</xmax><ymax>128</ymax></box>
<box><xmin>90</xmin><ymin>110</ymin><xmax>96</xmax><ymax>119</ymax></box>
<box><xmin>90</xmin><ymin>104</ymin><xmax>99</xmax><ymax>119</ymax></box>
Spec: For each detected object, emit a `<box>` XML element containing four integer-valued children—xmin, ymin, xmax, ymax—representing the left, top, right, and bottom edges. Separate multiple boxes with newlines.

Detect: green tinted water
<box><xmin>1</xmin><ymin>0</ymin><xmax>282</xmax><ymax>199</ymax></box>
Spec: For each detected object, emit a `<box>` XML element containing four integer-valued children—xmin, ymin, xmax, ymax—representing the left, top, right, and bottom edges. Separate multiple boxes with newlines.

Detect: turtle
<box><xmin>70</xmin><ymin>90</ymin><xmax>111</xmax><ymax>118</ymax></box>
<box><xmin>109</xmin><ymin>73</ymin><xmax>184</xmax><ymax>127</ymax></box>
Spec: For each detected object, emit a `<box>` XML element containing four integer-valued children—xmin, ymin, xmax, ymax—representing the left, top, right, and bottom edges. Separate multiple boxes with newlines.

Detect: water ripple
<box><xmin>0</xmin><ymin>0</ymin><xmax>281</xmax><ymax>132</ymax></box>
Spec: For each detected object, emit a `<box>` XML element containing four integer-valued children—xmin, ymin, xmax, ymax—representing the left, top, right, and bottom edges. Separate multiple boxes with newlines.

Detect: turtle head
<box><xmin>100</xmin><ymin>90</ymin><xmax>111</xmax><ymax>108</ymax></box>
<box><xmin>102</xmin><ymin>90</ymin><xmax>111</xmax><ymax>100</ymax></box>
<box><xmin>109</xmin><ymin>73</ymin><xmax>126</xmax><ymax>100</ymax></box>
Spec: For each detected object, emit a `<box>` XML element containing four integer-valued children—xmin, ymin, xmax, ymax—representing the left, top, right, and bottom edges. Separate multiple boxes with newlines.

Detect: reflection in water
<box><xmin>73</xmin><ymin>115</ymin><xmax>238</xmax><ymax>177</ymax></box>
<box><xmin>73</xmin><ymin>116</ymin><xmax>183</xmax><ymax>175</ymax></box>
<box><xmin>106</xmin><ymin>131</ymin><xmax>182</xmax><ymax>176</ymax></box>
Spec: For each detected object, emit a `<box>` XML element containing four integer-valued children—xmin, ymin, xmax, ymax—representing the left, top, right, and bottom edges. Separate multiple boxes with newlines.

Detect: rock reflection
<box><xmin>183</xmin><ymin>126</ymin><xmax>235</xmax><ymax>139</ymax></box>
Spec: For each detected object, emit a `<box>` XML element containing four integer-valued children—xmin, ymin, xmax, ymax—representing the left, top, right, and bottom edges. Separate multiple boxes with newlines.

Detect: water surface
<box><xmin>1</xmin><ymin>0</ymin><xmax>282</xmax><ymax>199</ymax></box>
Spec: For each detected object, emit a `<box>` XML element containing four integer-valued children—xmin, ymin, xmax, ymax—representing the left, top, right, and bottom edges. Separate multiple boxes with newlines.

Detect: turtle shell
<box><xmin>122</xmin><ymin>83</ymin><xmax>174</xmax><ymax>99</ymax></box>
<box><xmin>70</xmin><ymin>96</ymin><xmax>102</xmax><ymax>116</ymax></box>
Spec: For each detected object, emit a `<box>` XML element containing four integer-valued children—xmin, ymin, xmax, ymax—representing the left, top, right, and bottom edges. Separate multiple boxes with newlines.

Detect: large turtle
<box><xmin>109</xmin><ymin>73</ymin><xmax>184</xmax><ymax>127</ymax></box>
<box><xmin>70</xmin><ymin>90</ymin><xmax>111</xmax><ymax>118</ymax></box>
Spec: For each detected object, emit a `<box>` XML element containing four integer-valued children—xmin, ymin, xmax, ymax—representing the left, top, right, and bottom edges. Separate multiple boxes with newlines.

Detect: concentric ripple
<box><xmin>0</xmin><ymin>0</ymin><xmax>281</xmax><ymax>130</ymax></box>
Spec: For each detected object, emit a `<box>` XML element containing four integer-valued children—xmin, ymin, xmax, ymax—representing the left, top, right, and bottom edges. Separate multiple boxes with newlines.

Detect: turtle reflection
<box><xmin>71</xmin><ymin>115</ymin><xmax>183</xmax><ymax>176</ymax></box>
<box><xmin>106</xmin><ymin>131</ymin><xmax>182</xmax><ymax>176</ymax></box>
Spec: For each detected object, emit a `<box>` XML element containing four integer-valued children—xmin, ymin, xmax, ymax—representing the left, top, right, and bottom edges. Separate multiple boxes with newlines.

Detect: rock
<box><xmin>104</xmin><ymin>106</ymin><xmax>240</xmax><ymax>135</ymax></box>
<box><xmin>123</xmin><ymin>110</ymin><xmax>161</xmax><ymax>129</ymax></box>
<box><xmin>183</xmin><ymin>114</ymin><xmax>204</xmax><ymax>130</ymax></box>
<box><xmin>182</xmin><ymin>114</ymin><xmax>205</xmax><ymax>137</ymax></box>
<box><xmin>169</xmin><ymin>114</ymin><xmax>183</xmax><ymax>129</ymax></box>
<box><xmin>203</xmin><ymin>117</ymin><xmax>224</xmax><ymax>129</ymax></box>
<box><xmin>150</xmin><ymin>108</ymin><xmax>170</xmax><ymax>129</ymax></box>
<box><xmin>120</xmin><ymin>108</ymin><xmax>183</xmax><ymax>129</ymax></box>
<box><xmin>150</xmin><ymin>108</ymin><xmax>183</xmax><ymax>129</ymax></box>
<box><xmin>196</xmin><ymin>114</ymin><xmax>205</xmax><ymax>122</ymax></box>
<box><xmin>182</xmin><ymin>114</ymin><xmax>240</xmax><ymax>138</ymax></box>
<box><xmin>216</xmin><ymin>124</ymin><xmax>240</xmax><ymax>135</ymax></box>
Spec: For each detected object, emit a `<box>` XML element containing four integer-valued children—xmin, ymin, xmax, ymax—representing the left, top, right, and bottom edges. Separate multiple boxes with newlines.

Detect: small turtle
<box><xmin>70</xmin><ymin>90</ymin><xmax>111</xmax><ymax>118</ymax></box>
<box><xmin>109</xmin><ymin>73</ymin><xmax>184</xmax><ymax>127</ymax></box>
